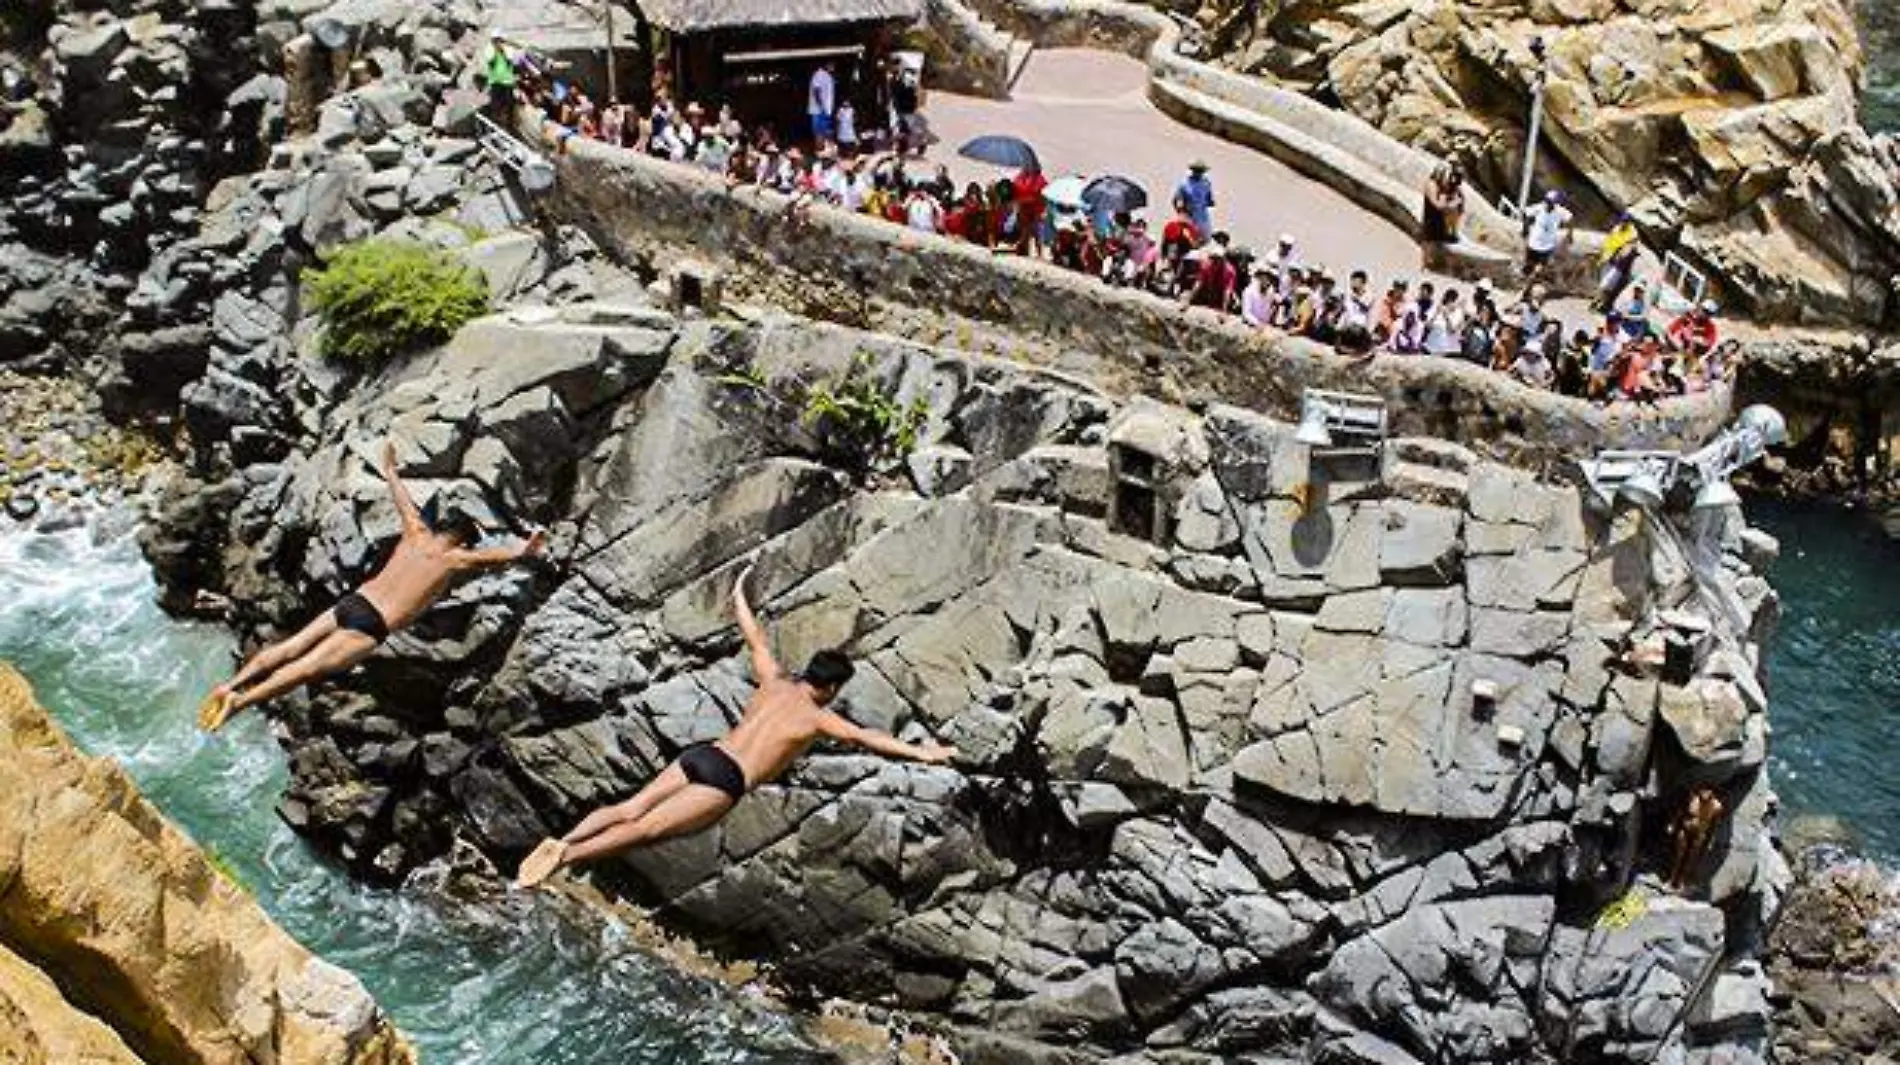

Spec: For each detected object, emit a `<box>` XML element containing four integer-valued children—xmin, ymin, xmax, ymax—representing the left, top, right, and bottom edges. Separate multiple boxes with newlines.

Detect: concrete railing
<box><xmin>531</xmin><ymin>119</ymin><xmax>1731</xmax><ymax>469</ymax></box>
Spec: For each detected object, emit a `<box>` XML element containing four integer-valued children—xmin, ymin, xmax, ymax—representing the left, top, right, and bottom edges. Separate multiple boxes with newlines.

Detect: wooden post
<box><xmin>604</xmin><ymin>2</ymin><xmax>618</xmax><ymax>102</ymax></box>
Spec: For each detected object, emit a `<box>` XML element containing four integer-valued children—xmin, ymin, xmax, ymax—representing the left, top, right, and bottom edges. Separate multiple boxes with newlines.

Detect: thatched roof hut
<box><xmin>633</xmin><ymin>0</ymin><xmax>922</xmax><ymax>135</ymax></box>
<box><xmin>635</xmin><ymin>0</ymin><xmax>922</xmax><ymax>34</ymax></box>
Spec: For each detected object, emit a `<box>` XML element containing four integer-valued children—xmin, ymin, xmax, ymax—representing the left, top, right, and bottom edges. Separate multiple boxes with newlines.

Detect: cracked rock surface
<box><xmin>157</xmin><ymin>300</ymin><xmax>1794</xmax><ymax>1063</ymax></box>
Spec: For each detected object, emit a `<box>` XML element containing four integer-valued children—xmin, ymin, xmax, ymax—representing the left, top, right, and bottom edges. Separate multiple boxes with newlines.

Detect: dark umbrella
<box><xmin>959</xmin><ymin>134</ymin><xmax>1040</xmax><ymax>171</ymax></box>
<box><xmin>1082</xmin><ymin>174</ymin><xmax>1148</xmax><ymax>215</ymax></box>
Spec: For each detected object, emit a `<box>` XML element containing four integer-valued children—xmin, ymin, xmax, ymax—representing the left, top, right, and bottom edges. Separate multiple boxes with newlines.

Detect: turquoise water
<box><xmin>1751</xmin><ymin>499</ymin><xmax>1900</xmax><ymax>864</ymax></box>
<box><xmin>0</xmin><ymin>515</ymin><xmax>828</xmax><ymax>1065</ymax></box>
<box><xmin>1868</xmin><ymin>5</ymin><xmax>1900</xmax><ymax>133</ymax></box>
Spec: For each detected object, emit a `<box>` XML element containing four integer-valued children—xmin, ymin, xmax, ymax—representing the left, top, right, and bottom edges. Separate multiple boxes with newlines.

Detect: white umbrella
<box><xmin>1043</xmin><ymin>175</ymin><xmax>1089</xmax><ymax>211</ymax></box>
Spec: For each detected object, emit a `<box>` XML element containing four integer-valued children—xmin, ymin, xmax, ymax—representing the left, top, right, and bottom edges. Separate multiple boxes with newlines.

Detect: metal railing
<box><xmin>474</xmin><ymin>113</ymin><xmax>557</xmax><ymax>194</ymax></box>
<box><xmin>1658</xmin><ymin>251</ymin><xmax>1708</xmax><ymax>314</ymax></box>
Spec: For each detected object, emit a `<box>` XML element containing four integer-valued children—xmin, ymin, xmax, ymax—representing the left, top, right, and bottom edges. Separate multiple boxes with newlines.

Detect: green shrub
<box><xmin>802</xmin><ymin>357</ymin><xmax>929</xmax><ymax>478</ymax></box>
<box><xmin>303</xmin><ymin>239</ymin><xmax>490</xmax><ymax>365</ymax></box>
<box><xmin>721</xmin><ymin>354</ymin><xmax>928</xmax><ymax>483</ymax></box>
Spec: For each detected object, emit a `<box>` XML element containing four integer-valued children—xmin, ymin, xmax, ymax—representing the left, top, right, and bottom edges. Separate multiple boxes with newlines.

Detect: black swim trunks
<box><xmin>332</xmin><ymin>592</ymin><xmax>391</xmax><ymax>643</ymax></box>
<box><xmin>679</xmin><ymin>743</ymin><xmax>747</xmax><ymax>800</ymax></box>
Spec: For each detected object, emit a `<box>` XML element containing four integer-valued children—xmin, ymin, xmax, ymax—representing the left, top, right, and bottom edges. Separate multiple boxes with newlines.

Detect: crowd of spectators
<box><xmin>485</xmin><ymin>36</ymin><xmax>1735</xmax><ymax>407</ymax></box>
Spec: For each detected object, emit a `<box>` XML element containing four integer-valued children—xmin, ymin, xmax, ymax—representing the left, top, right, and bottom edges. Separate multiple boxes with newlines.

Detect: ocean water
<box><xmin>1868</xmin><ymin>2</ymin><xmax>1900</xmax><ymax>133</ymax></box>
<box><xmin>1751</xmin><ymin>499</ymin><xmax>1900</xmax><ymax>864</ymax></box>
<box><xmin>0</xmin><ymin>515</ymin><xmax>827</xmax><ymax>1065</ymax></box>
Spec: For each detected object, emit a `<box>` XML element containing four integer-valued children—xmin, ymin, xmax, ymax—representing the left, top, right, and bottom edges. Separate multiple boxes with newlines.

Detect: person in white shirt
<box><xmin>1522</xmin><ymin>190</ymin><xmax>1573</xmax><ymax>277</ymax></box>
<box><xmin>817</xmin><ymin>154</ymin><xmax>849</xmax><ymax>205</ymax></box>
<box><xmin>1512</xmin><ymin>344</ymin><xmax>1554</xmax><ymax>389</ymax></box>
<box><xmin>843</xmin><ymin>158</ymin><xmax>871</xmax><ymax>212</ymax></box>
<box><xmin>1423</xmin><ymin>288</ymin><xmax>1467</xmax><ymax>357</ymax></box>
<box><xmin>1271</xmin><ymin>234</ymin><xmax>1298</xmax><ymax>300</ymax></box>
<box><xmin>836</xmin><ymin>99</ymin><xmax>859</xmax><ymax>156</ymax></box>
<box><xmin>807</xmin><ymin>62</ymin><xmax>837</xmax><ymax>144</ymax></box>
<box><xmin>1241</xmin><ymin>263</ymin><xmax>1275</xmax><ymax>329</ymax></box>
<box><xmin>904</xmin><ymin>188</ymin><xmax>942</xmax><ymax>233</ymax></box>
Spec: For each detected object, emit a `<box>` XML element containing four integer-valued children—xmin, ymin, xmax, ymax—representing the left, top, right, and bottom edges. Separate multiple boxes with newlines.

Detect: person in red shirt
<box><xmin>1666</xmin><ymin>301</ymin><xmax>1719</xmax><ymax>356</ymax></box>
<box><xmin>1160</xmin><ymin>205</ymin><xmax>1200</xmax><ymax>260</ymax></box>
<box><xmin>1011</xmin><ymin>164</ymin><xmax>1048</xmax><ymax>256</ymax></box>
<box><xmin>1185</xmin><ymin>244</ymin><xmax>1237</xmax><ymax>311</ymax></box>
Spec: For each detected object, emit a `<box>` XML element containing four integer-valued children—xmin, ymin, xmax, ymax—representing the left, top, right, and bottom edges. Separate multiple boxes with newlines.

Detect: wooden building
<box><xmin>630</xmin><ymin>0</ymin><xmax>922</xmax><ymax>138</ymax></box>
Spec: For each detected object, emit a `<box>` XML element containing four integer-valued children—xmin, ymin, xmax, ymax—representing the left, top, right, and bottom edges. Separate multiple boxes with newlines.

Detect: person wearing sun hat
<box><xmin>1173</xmin><ymin>159</ymin><xmax>1216</xmax><ymax>242</ymax></box>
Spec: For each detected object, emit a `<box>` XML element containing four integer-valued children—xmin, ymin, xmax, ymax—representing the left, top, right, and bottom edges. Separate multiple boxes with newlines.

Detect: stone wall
<box><xmin>915</xmin><ymin>0</ymin><xmax>1014</xmax><ymax>99</ymax></box>
<box><xmin>0</xmin><ymin>664</ymin><xmax>415</xmax><ymax>1065</ymax></box>
<box><xmin>541</xmin><ymin>128</ymin><xmax>1732</xmax><ymax>473</ymax></box>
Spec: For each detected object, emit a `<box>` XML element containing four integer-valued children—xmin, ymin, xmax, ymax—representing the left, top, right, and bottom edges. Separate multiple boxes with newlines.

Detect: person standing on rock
<box><xmin>1521</xmin><ymin>189</ymin><xmax>1573</xmax><ymax>281</ymax></box>
<box><xmin>196</xmin><ymin>442</ymin><xmax>544</xmax><ymax>731</ymax></box>
<box><xmin>514</xmin><ymin>566</ymin><xmax>957</xmax><ymax>889</ymax></box>
<box><xmin>482</xmin><ymin>32</ymin><xmax>517</xmax><ymax>122</ymax></box>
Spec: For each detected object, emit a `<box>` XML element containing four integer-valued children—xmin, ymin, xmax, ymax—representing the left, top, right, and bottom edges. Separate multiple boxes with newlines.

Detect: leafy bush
<box><xmin>303</xmin><ymin>239</ymin><xmax>490</xmax><ymax>365</ymax></box>
<box><xmin>721</xmin><ymin>354</ymin><xmax>928</xmax><ymax>483</ymax></box>
<box><xmin>802</xmin><ymin>357</ymin><xmax>930</xmax><ymax>478</ymax></box>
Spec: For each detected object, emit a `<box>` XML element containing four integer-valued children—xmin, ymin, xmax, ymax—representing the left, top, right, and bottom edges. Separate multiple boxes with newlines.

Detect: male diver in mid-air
<box><xmin>514</xmin><ymin>566</ymin><xmax>957</xmax><ymax>889</ymax></box>
<box><xmin>197</xmin><ymin>441</ymin><xmax>544</xmax><ymax>731</ymax></box>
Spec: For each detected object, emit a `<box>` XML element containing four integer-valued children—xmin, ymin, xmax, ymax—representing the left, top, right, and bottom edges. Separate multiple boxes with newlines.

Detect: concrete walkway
<box><xmin>922</xmin><ymin>49</ymin><xmax>1426</xmax><ymax>283</ymax></box>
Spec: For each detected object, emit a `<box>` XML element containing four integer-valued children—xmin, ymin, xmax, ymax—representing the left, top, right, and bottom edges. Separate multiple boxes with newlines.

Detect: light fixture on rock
<box><xmin>1581</xmin><ymin>450</ymin><xmax>1680</xmax><ymax>511</ymax></box>
<box><xmin>1294</xmin><ymin>388</ymin><xmax>1387</xmax><ymax>450</ymax></box>
<box><xmin>1686</xmin><ymin>404</ymin><xmax>1787</xmax><ymax>511</ymax></box>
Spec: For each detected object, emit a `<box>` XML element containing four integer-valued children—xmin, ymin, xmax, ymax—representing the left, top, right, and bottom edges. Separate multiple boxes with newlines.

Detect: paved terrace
<box><xmin>921</xmin><ymin>49</ymin><xmax>1426</xmax><ymax>283</ymax></box>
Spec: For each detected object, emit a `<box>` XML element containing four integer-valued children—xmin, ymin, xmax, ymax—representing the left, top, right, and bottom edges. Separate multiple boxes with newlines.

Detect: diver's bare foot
<box><xmin>514</xmin><ymin>839</ymin><xmax>568</xmax><ymax>890</ymax></box>
<box><xmin>197</xmin><ymin>688</ymin><xmax>237</xmax><ymax>732</ymax></box>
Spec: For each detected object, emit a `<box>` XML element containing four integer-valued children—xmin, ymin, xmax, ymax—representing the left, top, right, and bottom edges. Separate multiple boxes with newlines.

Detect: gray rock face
<box><xmin>165</xmin><ymin>302</ymin><xmax>1791</xmax><ymax>1064</ymax></box>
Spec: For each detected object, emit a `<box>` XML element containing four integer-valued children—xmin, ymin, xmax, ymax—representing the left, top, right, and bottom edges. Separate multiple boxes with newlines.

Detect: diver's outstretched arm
<box><xmin>818</xmin><ymin>712</ymin><xmax>955</xmax><ymax>764</ymax></box>
<box><xmin>380</xmin><ymin>441</ymin><xmax>426</xmax><ymax>535</ymax></box>
<box><xmin>732</xmin><ymin>565</ymin><xmax>781</xmax><ymax>683</ymax></box>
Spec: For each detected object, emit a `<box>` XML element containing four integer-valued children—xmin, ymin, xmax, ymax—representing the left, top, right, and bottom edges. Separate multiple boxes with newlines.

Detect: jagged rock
<box><xmin>0</xmin><ymin>665</ymin><xmax>415</xmax><ymax>1064</ymax></box>
<box><xmin>0</xmin><ymin>941</ymin><xmax>143</xmax><ymax>1064</ymax></box>
<box><xmin>1198</xmin><ymin>0</ymin><xmax>1884</xmax><ymax>325</ymax></box>
<box><xmin>145</xmin><ymin>299</ymin><xmax>1792</xmax><ymax>1064</ymax></box>
<box><xmin>99</xmin><ymin>323</ymin><xmax>211</xmax><ymax>415</ymax></box>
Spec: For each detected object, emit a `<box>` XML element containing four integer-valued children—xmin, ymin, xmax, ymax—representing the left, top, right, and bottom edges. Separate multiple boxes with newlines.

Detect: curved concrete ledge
<box><xmin>535</xmin><ymin>123</ymin><xmax>1729</xmax><ymax>468</ymax></box>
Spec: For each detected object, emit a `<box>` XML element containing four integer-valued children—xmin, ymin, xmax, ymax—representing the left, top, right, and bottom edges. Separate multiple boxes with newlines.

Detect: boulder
<box><xmin>0</xmin><ymin>665</ymin><xmax>415</xmax><ymax>1065</ymax></box>
<box><xmin>0</xmin><ymin>942</ymin><xmax>143</xmax><ymax>1064</ymax></box>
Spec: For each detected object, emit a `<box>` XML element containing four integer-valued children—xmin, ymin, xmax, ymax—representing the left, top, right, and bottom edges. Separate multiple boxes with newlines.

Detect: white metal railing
<box><xmin>475</xmin><ymin>114</ymin><xmax>557</xmax><ymax>194</ymax></box>
<box><xmin>1658</xmin><ymin>251</ymin><xmax>1707</xmax><ymax>314</ymax></box>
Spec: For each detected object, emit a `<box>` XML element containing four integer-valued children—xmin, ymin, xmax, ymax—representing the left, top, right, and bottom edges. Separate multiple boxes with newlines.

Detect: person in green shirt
<box><xmin>483</xmin><ymin>32</ymin><xmax>516</xmax><ymax>121</ymax></box>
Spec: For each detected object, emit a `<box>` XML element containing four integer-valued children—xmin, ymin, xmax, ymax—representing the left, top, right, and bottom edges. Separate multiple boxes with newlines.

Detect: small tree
<box><xmin>304</xmin><ymin>239</ymin><xmax>490</xmax><ymax>365</ymax></box>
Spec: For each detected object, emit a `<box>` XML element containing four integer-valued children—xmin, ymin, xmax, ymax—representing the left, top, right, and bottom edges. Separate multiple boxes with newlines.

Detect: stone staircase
<box><xmin>924</xmin><ymin>0</ymin><xmax>1035</xmax><ymax>99</ymax></box>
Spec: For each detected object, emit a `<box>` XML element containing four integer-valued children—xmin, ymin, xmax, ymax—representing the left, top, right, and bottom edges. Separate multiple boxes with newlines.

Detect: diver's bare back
<box><xmin>718</xmin><ymin>676</ymin><xmax>838</xmax><ymax>788</ymax></box>
<box><xmin>358</xmin><ymin>532</ymin><xmax>462</xmax><ymax>632</ymax></box>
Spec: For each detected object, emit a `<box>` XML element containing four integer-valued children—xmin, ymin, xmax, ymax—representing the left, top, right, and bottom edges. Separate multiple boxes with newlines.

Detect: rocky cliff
<box><xmin>0</xmin><ymin>663</ymin><xmax>415</xmax><ymax>1065</ymax></box>
<box><xmin>144</xmin><ymin>288</ymin><xmax>1799</xmax><ymax>1062</ymax></box>
<box><xmin>0</xmin><ymin>0</ymin><xmax>1833</xmax><ymax>1061</ymax></box>
<box><xmin>1156</xmin><ymin>0</ymin><xmax>1900</xmax><ymax>329</ymax></box>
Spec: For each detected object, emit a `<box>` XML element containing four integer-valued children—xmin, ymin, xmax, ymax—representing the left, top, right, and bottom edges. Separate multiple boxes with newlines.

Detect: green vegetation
<box><xmin>722</xmin><ymin>354</ymin><xmax>929</xmax><ymax>483</ymax></box>
<box><xmin>303</xmin><ymin>239</ymin><xmax>490</xmax><ymax>365</ymax></box>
